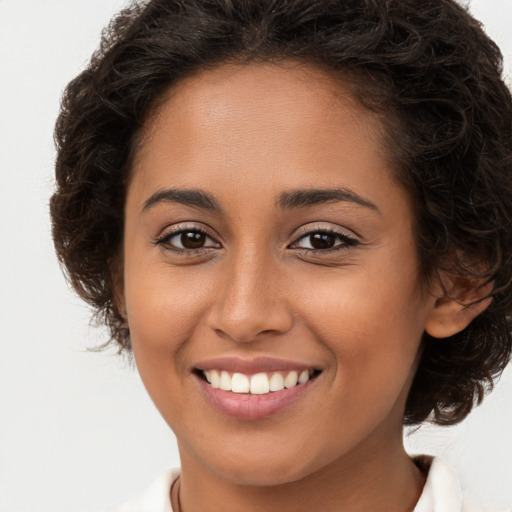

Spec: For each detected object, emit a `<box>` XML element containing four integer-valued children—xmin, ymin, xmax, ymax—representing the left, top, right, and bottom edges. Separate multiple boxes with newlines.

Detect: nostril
<box><xmin>206</xmin><ymin>293</ymin><xmax>294</xmax><ymax>343</ymax></box>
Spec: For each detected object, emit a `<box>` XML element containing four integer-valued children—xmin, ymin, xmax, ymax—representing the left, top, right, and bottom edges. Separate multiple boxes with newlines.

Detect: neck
<box><xmin>176</xmin><ymin>431</ymin><xmax>426</xmax><ymax>512</ymax></box>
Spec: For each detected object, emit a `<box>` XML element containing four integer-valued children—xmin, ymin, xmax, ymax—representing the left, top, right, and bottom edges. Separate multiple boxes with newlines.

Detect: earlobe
<box><xmin>110</xmin><ymin>257</ymin><xmax>127</xmax><ymax>321</ymax></box>
<box><xmin>115</xmin><ymin>291</ymin><xmax>128</xmax><ymax>322</ymax></box>
<box><xmin>424</xmin><ymin>279</ymin><xmax>493</xmax><ymax>339</ymax></box>
<box><xmin>113</xmin><ymin>283</ymin><xmax>128</xmax><ymax>322</ymax></box>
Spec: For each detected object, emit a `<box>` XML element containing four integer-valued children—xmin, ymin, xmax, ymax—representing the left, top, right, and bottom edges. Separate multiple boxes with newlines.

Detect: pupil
<box><xmin>310</xmin><ymin>233</ymin><xmax>335</xmax><ymax>249</ymax></box>
<box><xmin>181</xmin><ymin>231</ymin><xmax>206</xmax><ymax>249</ymax></box>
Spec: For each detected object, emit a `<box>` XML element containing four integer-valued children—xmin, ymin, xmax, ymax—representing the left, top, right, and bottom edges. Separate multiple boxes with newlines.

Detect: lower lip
<box><xmin>195</xmin><ymin>374</ymin><xmax>317</xmax><ymax>420</ymax></box>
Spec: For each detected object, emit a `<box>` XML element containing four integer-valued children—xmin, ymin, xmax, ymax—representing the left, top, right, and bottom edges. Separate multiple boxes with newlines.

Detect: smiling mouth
<box><xmin>194</xmin><ymin>369</ymin><xmax>322</xmax><ymax>395</ymax></box>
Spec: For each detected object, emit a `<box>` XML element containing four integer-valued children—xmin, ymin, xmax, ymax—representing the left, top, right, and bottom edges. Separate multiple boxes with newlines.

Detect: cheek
<box><xmin>123</xmin><ymin>264</ymin><xmax>219</xmax><ymax>423</ymax></box>
<box><xmin>125</xmin><ymin>261</ymin><xmax>208</xmax><ymax>342</ymax></box>
<box><xmin>294</xmin><ymin>262</ymin><xmax>427</xmax><ymax>385</ymax></box>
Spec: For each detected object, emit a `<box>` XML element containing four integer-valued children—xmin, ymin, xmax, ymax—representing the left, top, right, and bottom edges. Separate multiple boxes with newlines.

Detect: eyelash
<box><xmin>154</xmin><ymin>224</ymin><xmax>220</xmax><ymax>256</ymax></box>
<box><xmin>154</xmin><ymin>225</ymin><xmax>359</xmax><ymax>256</ymax></box>
<box><xmin>290</xmin><ymin>227</ymin><xmax>359</xmax><ymax>253</ymax></box>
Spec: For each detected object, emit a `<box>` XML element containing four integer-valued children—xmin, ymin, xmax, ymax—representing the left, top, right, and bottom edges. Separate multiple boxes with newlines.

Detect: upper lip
<box><xmin>194</xmin><ymin>356</ymin><xmax>321</xmax><ymax>375</ymax></box>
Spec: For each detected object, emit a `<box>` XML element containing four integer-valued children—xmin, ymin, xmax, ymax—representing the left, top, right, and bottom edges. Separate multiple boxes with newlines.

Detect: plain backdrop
<box><xmin>0</xmin><ymin>1</ymin><xmax>511</xmax><ymax>511</ymax></box>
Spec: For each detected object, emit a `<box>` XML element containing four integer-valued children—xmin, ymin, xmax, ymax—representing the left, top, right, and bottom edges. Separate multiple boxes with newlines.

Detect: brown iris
<box><xmin>309</xmin><ymin>233</ymin><xmax>337</xmax><ymax>249</ymax></box>
<box><xmin>181</xmin><ymin>231</ymin><xmax>206</xmax><ymax>249</ymax></box>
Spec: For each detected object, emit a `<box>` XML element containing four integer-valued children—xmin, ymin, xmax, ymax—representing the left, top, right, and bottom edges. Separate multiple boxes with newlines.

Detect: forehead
<box><xmin>148</xmin><ymin>61</ymin><xmax>361</xmax><ymax>126</ymax></box>
<box><xmin>129</xmin><ymin>61</ymin><xmax>405</xmax><ymax>219</ymax></box>
<box><xmin>134</xmin><ymin>61</ymin><xmax>388</xmax><ymax>172</ymax></box>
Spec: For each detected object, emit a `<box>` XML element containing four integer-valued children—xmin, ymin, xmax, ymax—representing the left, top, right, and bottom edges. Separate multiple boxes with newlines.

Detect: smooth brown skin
<box><xmin>120</xmin><ymin>62</ymin><xmax>490</xmax><ymax>512</ymax></box>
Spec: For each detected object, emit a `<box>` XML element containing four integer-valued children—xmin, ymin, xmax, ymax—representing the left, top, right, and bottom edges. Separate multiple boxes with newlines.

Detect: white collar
<box><xmin>106</xmin><ymin>468</ymin><xmax>177</xmax><ymax>512</ymax></box>
<box><xmin>106</xmin><ymin>457</ymin><xmax>492</xmax><ymax>512</ymax></box>
<box><xmin>413</xmin><ymin>456</ymin><xmax>464</xmax><ymax>512</ymax></box>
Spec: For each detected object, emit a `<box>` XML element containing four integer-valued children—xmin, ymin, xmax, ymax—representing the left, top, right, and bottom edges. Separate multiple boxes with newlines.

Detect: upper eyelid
<box><xmin>157</xmin><ymin>222</ymin><xmax>220</xmax><ymax>240</ymax></box>
<box><xmin>154</xmin><ymin>230</ymin><xmax>220</xmax><ymax>259</ymax></box>
<box><xmin>290</xmin><ymin>233</ymin><xmax>357</xmax><ymax>249</ymax></box>
<box><xmin>154</xmin><ymin>222</ymin><xmax>359</xmax><ymax>248</ymax></box>
<box><xmin>288</xmin><ymin>225</ymin><xmax>360</xmax><ymax>253</ymax></box>
<box><xmin>292</xmin><ymin>223</ymin><xmax>358</xmax><ymax>241</ymax></box>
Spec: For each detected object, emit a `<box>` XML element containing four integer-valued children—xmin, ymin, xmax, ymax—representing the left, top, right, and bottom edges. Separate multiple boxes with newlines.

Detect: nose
<box><xmin>206</xmin><ymin>249</ymin><xmax>293</xmax><ymax>343</ymax></box>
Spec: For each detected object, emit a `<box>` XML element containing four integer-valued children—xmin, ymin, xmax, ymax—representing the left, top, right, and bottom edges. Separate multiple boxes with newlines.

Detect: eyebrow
<box><xmin>142</xmin><ymin>186</ymin><xmax>379</xmax><ymax>215</ymax></box>
<box><xmin>278</xmin><ymin>188</ymin><xmax>380</xmax><ymax>213</ymax></box>
<box><xmin>143</xmin><ymin>188</ymin><xmax>222</xmax><ymax>212</ymax></box>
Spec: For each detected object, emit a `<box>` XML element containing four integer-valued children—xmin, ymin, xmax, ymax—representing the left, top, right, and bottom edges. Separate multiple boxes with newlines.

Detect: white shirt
<box><xmin>106</xmin><ymin>457</ymin><xmax>508</xmax><ymax>512</ymax></box>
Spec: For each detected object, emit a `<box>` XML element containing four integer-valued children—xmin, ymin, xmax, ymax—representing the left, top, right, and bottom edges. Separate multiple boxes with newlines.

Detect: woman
<box><xmin>50</xmin><ymin>0</ymin><xmax>512</xmax><ymax>510</ymax></box>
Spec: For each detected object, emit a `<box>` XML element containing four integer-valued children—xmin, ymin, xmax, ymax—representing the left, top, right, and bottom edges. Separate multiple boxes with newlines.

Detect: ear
<box><xmin>425</xmin><ymin>275</ymin><xmax>493</xmax><ymax>339</ymax></box>
<box><xmin>109</xmin><ymin>255</ymin><xmax>127</xmax><ymax>321</ymax></box>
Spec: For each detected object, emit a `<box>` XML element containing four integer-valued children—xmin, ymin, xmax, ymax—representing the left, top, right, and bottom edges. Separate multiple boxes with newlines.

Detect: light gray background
<box><xmin>0</xmin><ymin>1</ymin><xmax>511</xmax><ymax>511</ymax></box>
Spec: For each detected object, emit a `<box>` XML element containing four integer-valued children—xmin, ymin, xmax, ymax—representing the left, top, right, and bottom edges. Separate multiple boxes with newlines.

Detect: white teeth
<box><xmin>250</xmin><ymin>373</ymin><xmax>270</xmax><ymax>394</ymax></box>
<box><xmin>210</xmin><ymin>370</ymin><xmax>220</xmax><ymax>388</ymax></box>
<box><xmin>231</xmin><ymin>373</ymin><xmax>250</xmax><ymax>393</ymax></box>
<box><xmin>284</xmin><ymin>370</ymin><xmax>299</xmax><ymax>389</ymax></box>
<box><xmin>219</xmin><ymin>371</ymin><xmax>232</xmax><ymax>391</ymax></box>
<box><xmin>298</xmin><ymin>370</ymin><xmax>310</xmax><ymax>384</ymax></box>
<box><xmin>202</xmin><ymin>369</ymin><xmax>315</xmax><ymax>394</ymax></box>
<box><xmin>269</xmin><ymin>372</ymin><xmax>285</xmax><ymax>391</ymax></box>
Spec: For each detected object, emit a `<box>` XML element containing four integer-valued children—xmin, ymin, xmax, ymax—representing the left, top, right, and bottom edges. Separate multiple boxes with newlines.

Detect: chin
<box><xmin>214</xmin><ymin>464</ymin><xmax>312</xmax><ymax>487</ymax></box>
<box><xmin>200</xmin><ymin>445</ymin><xmax>325</xmax><ymax>487</ymax></box>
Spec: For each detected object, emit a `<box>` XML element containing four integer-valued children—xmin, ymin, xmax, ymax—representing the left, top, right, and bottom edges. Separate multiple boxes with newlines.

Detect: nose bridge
<box><xmin>207</xmin><ymin>242</ymin><xmax>292</xmax><ymax>342</ymax></box>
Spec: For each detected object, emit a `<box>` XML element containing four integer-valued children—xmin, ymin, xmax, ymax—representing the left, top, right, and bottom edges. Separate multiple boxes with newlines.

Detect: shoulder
<box><xmin>414</xmin><ymin>456</ymin><xmax>511</xmax><ymax>512</ymax></box>
<box><xmin>104</xmin><ymin>468</ymin><xmax>180</xmax><ymax>512</ymax></box>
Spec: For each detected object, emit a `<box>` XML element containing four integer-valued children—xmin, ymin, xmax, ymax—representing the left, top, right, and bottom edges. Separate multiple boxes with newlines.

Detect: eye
<box><xmin>291</xmin><ymin>228</ymin><xmax>358</xmax><ymax>251</ymax></box>
<box><xmin>156</xmin><ymin>227</ymin><xmax>221</xmax><ymax>251</ymax></box>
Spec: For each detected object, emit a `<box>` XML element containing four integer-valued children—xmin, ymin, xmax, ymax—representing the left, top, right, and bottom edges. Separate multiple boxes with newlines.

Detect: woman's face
<box><xmin>122</xmin><ymin>63</ymin><xmax>437</xmax><ymax>485</ymax></box>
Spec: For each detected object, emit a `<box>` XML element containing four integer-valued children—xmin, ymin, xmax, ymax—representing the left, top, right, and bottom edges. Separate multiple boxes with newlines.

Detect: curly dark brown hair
<box><xmin>51</xmin><ymin>0</ymin><xmax>512</xmax><ymax>425</ymax></box>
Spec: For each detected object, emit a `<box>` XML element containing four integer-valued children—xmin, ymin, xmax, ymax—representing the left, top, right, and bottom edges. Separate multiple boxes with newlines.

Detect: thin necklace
<box><xmin>170</xmin><ymin>475</ymin><xmax>182</xmax><ymax>512</ymax></box>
